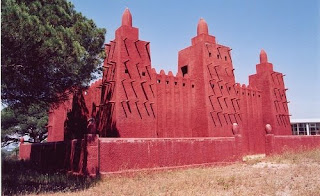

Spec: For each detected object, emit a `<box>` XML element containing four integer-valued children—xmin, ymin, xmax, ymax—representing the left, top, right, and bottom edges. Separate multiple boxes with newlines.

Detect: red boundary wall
<box><xmin>19</xmin><ymin>134</ymin><xmax>99</xmax><ymax>176</ymax></box>
<box><xmin>265</xmin><ymin>134</ymin><xmax>320</xmax><ymax>155</ymax></box>
<box><xmin>99</xmin><ymin>136</ymin><xmax>241</xmax><ymax>173</ymax></box>
<box><xmin>19</xmin><ymin>141</ymin><xmax>70</xmax><ymax>171</ymax></box>
<box><xmin>19</xmin><ymin>134</ymin><xmax>320</xmax><ymax>175</ymax></box>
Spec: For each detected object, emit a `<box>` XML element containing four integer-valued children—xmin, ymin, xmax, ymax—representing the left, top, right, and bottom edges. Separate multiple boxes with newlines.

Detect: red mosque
<box><xmin>19</xmin><ymin>9</ymin><xmax>320</xmax><ymax>175</ymax></box>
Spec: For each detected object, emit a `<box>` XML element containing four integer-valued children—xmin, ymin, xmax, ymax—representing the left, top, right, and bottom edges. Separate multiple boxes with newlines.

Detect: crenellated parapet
<box><xmin>154</xmin><ymin>70</ymin><xmax>195</xmax><ymax>137</ymax></box>
<box><xmin>236</xmin><ymin>84</ymin><xmax>264</xmax><ymax>153</ymax></box>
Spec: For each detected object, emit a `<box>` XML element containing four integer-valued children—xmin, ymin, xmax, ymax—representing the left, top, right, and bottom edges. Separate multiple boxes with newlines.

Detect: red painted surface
<box><xmin>84</xmin><ymin>134</ymin><xmax>99</xmax><ymax>176</ymax></box>
<box><xmin>47</xmin><ymin>93</ymin><xmax>73</xmax><ymax>142</ymax></box>
<box><xmin>249</xmin><ymin>50</ymin><xmax>291</xmax><ymax>136</ymax></box>
<box><xmin>47</xmin><ymin>8</ymin><xmax>291</xmax><ymax>145</ymax></box>
<box><xmin>266</xmin><ymin>134</ymin><xmax>320</xmax><ymax>155</ymax></box>
<box><xmin>19</xmin><ymin>135</ymin><xmax>99</xmax><ymax>176</ymax></box>
<box><xmin>99</xmin><ymin>137</ymin><xmax>240</xmax><ymax>173</ymax></box>
<box><xmin>20</xmin><ymin>8</ymin><xmax>320</xmax><ymax>174</ymax></box>
<box><xmin>20</xmin><ymin>133</ymin><xmax>320</xmax><ymax>174</ymax></box>
<box><xmin>19</xmin><ymin>143</ymin><xmax>32</xmax><ymax>160</ymax></box>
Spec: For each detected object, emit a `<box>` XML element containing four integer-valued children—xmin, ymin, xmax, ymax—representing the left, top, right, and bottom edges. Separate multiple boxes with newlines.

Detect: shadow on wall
<box><xmin>26</xmin><ymin>141</ymin><xmax>82</xmax><ymax>173</ymax></box>
<box><xmin>62</xmin><ymin>86</ymin><xmax>120</xmax><ymax>139</ymax></box>
<box><xmin>104</xmin><ymin>122</ymin><xmax>120</xmax><ymax>137</ymax></box>
<box><xmin>64</xmin><ymin>90</ymin><xmax>89</xmax><ymax>140</ymax></box>
<box><xmin>96</xmin><ymin>86</ymin><xmax>120</xmax><ymax>137</ymax></box>
<box><xmin>25</xmin><ymin>138</ymin><xmax>97</xmax><ymax>176</ymax></box>
<box><xmin>68</xmin><ymin>139</ymin><xmax>83</xmax><ymax>173</ymax></box>
<box><xmin>68</xmin><ymin>136</ymin><xmax>99</xmax><ymax>175</ymax></box>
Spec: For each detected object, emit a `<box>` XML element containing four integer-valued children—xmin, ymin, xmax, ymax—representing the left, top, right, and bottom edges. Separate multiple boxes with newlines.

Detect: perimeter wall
<box><xmin>19</xmin><ymin>133</ymin><xmax>320</xmax><ymax>175</ymax></box>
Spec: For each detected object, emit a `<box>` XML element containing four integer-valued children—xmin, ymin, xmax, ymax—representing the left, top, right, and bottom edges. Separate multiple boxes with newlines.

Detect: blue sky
<box><xmin>71</xmin><ymin>0</ymin><xmax>319</xmax><ymax>119</ymax></box>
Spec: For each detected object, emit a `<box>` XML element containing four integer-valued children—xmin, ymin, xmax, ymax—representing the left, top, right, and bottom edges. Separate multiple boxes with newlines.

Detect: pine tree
<box><xmin>1</xmin><ymin>0</ymin><xmax>106</xmax><ymax>107</ymax></box>
<box><xmin>1</xmin><ymin>104</ymin><xmax>48</xmax><ymax>146</ymax></box>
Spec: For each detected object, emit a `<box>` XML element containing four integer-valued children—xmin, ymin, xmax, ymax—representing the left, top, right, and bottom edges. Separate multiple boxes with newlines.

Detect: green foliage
<box><xmin>1</xmin><ymin>0</ymin><xmax>106</xmax><ymax>107</ymax></box>
<box><xmin>1</xmin><ymin>104</ymin><xmax>48</xmax><ymax>146</ymax></box>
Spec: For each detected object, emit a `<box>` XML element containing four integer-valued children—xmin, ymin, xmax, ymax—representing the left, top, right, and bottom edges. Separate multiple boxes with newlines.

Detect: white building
<box><xmin>290</xmin><ymin>119</ymin><xmax>320</xmax><ymax>135</ymax></box>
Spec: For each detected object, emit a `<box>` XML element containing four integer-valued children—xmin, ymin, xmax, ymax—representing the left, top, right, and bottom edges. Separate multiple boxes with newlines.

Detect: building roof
<box><xmin>290</xmin><ymin>119</ymin><xmax>320</xmax><ymax>123</ymax></box>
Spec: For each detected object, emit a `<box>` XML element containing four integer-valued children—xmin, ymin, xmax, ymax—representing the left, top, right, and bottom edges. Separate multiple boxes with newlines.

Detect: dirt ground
<box><xmin>31</xmin><ymin>149</ymin><xmax>320</xmax><ymax>196</ymax></box>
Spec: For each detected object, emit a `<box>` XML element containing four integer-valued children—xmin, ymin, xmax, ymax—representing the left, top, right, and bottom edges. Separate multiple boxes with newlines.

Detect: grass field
<box><xmin>2</xmin><ymin>149</ymin><xmax>320</xmax><ymax>196</ymax></box>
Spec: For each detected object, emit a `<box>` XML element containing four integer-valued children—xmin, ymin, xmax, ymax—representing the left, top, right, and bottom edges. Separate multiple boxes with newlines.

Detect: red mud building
<box><xmin>20</xmin><ymin>9</ymin><xmax>320</xmax><ymax>175</ymax></box>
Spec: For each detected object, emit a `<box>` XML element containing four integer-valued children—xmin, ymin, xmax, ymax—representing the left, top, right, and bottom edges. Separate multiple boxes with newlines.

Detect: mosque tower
<box><xmin>178</xmin><ymin>18</ymin><xmax>237</xmax><ymax>137</ymax></box>
<box><xmin>249</xmin><ymin>50</ymin><xmax>291</xmax><ymax>135</ymax></box>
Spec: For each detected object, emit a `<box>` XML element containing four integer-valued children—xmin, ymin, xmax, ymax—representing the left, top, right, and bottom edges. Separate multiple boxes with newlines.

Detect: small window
<box><xmin>211</xmin><ymin>84</ymin><xmax>214</xmax><ymax>88</ymax></box>
<box><xmin>175</xmin><ymin>82</ymin><xmax>177</xmax><ymax>85</ymax></box>
<box><xmin>236</xmin><ymin>91</ymin><xmax>239</xmax><ymax>94</ymax></box>
<box><xmin>181</xmin><ymin>65</ymin><xmax>188</xmax><ymax>77</ymax></box>
<box><xmin>248</xmin><ymin>93</ymin><xmax>250</xmax><ymax>96</ymax></box>
<box><xmin>225</xmin><ymin>56</ymin><xmax>227</xmax><ymax>61</ymax></box>
<box><xmin>125</xmin><ymin>69</ymin><xmax>129</xmax><ymax>73</ymax></box>
<box><xmin>242</xmin><ymin>92</ymin><xmax>245</xmax><ymax>95</ymax></box>
<box><xmin>217</xmin><ymin>54</ymin><xmax>220</xmax><ymax>59</ymax></box>
<box><xmin>142</xmin><ymin>72</ymin><xmax>146</xmax><ymax>76</ymax></box>
<box><xmin>253</xmin><ymin>93</ymin><xmax>255</xmax><ymax>96</ymax></box>
<box><xmin>192</xmin><ymin>84</ymin><xmax>195</xmax><ymax>88</ymax></box>
<box><xmin>209</xmin><ymin>52</ymin><xmax>212</xmax><ymax>57</ymax></box>
<box><xmin>220</xmin><ymin>86</ymin><xmax>223</xmax><ymax>89</ymax></box>
<box><xmin>228</xmin><ymin>87</ymin><xmax>231</xmax><ymax>91</ymax></box>
<box><xmin>183</xmin><ymin>83</ymin><xmax>186</xmax><ymax>86</ymax></box>
<box><xmin>166</xmin><ymin>81</ymin><xmax>169</xmax><ymax>84</ymax></box>
<box><xmin>258</xmin><ymin>95</ymin><xmax>261</xmax><ymax>97</ymax></box>
<box><xmin>157</xmin><ymin>79</ymin><xmax>161</xmax><ymax>83</ymax></box>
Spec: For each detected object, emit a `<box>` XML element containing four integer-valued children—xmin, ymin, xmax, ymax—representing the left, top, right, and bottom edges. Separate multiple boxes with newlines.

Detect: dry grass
<box><xmin>27</xmin><ymin>148</ymin><xmax>320</xmax><ymax>196</ymax></box>
<box><xmin>1</xmin><ymin>157</ymin><xmax>98</xmax><ymax>196</ymax></box>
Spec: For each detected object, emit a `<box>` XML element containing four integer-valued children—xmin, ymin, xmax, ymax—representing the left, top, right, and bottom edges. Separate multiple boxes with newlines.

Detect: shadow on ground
<box><xmin>1</xmin><ymin>157</ymin><xmax>100</xmax><ymax>195</ymax></box>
